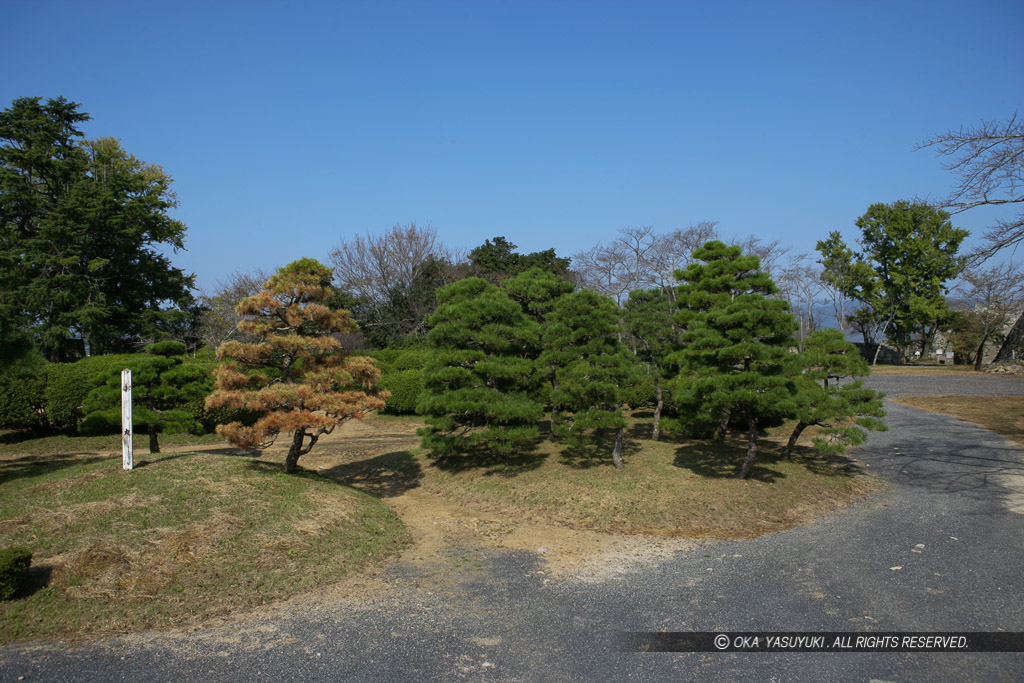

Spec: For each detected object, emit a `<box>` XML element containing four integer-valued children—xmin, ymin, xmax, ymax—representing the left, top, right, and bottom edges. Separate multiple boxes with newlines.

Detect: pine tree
<box><xmin>670</xmin><ymin>241</ymin><xmax>798</xmax><ymax>479</ymax></box>
<box><xmin>784</xmin><ymin>329</ymin><xmax>886</xmax><ymax>455</ymax></box>
<box><xmin>541</xmin><ymin>290</ymin><xmax>633</xmax><ymax>468</ymax></box>
<box><xmin>81</xmin><ymin>341</ymin><xmax>210</xmax><ymax>453</ymax></box>
<box><xmin>205</xmin><ymin>259</ymin><xmax>387</xmax><ymax>473</ymax></box>
<box><xmin>623</xmin><ymin>288</ymin><xmax>679</xmax><ymax>439</ymax></box>
<box><xmin>416</xmin><ymin>278</ymin><xmax>543</xmax><ymax>456</ymax></box>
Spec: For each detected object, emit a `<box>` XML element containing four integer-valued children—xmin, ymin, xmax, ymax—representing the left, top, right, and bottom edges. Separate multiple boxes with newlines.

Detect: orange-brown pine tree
<box><xmin>205</xmin><ymin>258</ymin><xmax>388</xmax><ymax>473</ymax></box>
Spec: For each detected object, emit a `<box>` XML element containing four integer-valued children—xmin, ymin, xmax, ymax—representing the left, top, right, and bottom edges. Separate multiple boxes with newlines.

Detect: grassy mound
<box><xmin>0</xmin><ymin>446</ymin><xmax>409</xmax><ymax>643</ymax></box>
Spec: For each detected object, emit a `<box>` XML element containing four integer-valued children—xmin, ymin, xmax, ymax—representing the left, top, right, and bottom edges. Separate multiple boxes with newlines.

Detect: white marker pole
<box><xmin>121</xmin><ymin>369</ymin><xmax>133</xmax><ymax>471</ymax></box>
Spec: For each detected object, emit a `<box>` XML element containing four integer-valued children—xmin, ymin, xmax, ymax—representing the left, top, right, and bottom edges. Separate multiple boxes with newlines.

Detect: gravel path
<box><xmin>2</xmin><ymin>376</ymin><xmax>1023</xmax><ymax>682</ymax></box>
<box><xmin>864</xmin><ymin>373</ymin><xmax>1024</xmax><ymax>398</ymax></box>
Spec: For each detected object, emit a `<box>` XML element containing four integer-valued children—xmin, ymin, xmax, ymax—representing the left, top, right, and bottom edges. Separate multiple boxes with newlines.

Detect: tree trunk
<box><xmin>737</xmin><ymin>414</ymin><xmax>758</xmax><ymax>480</ymax></box>
<box><xmin>871</xmin><ymin>342</ymin><xmax>883</xmax><ymax>366</ymax></box>
<box><xmin>652</xmin><ymin>383</ymin><xmax>663</xmax><ymax>440</ymax></box>
<box><xmin>284</xmin><ymin>429</ymin><xmax>305</xmax><ymax>474</ymax></box>
<box><xmin>974</xmin><ymin>334</ymin><xmax>990</xmax><ymax>371</ymax></box>
<box><xmin>611</xmin><ymin>427</ymin><xmax>625</xmax><ymax>470</ymax></box>
<box><xmin>994</xmin><ymin>311</ymin><xmax>1024</xmax><ymax>362</ymax></box>
<box><xmin>713</xmin><ymin>408</ymin><xmax>731</xmax><ymax>444</ymax></box>
<box><xmin>784</xmin><ymin>421</ymin><xmax>807</xmax><ymax>455</ymax></box>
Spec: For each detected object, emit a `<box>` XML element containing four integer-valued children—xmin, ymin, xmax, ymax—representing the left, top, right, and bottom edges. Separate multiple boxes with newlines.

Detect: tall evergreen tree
<box><xmin>670</xmin><ymin>241</ymin><xmax>798</xmax><ymax>479</ymax></box>
<box><xmin>816</xmin><ymin>201</ymin><xmax>968</xmax><ymax>362</ymax></box>
<box><xmin>541</xmin><ymin>290</ymin><xmax>633</xmax><ymax>468</ymax></box>
<box><xmin>0</xmin><ymin>97</ymin><xmax>195</xmax><ymax>359</ymax></box>
<box><xmin>416</xmin><ymin>278</ymin><xmax>543</xmax><ymax>456</ymax></box>
<box><xmin>206</xmin><ymin>259</ymin><xmax>387</xmax><ymax>474</ymax></box>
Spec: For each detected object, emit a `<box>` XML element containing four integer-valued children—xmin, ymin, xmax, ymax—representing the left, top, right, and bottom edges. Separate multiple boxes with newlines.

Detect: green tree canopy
<box><xmin>0</xmin><ymin>97</ymin><xmax>195</xmax><ymax>360</ymax></box>
<box><xmin>817</xmin><ymin>201</ymin><xmax>968</xmax><ymax>362</ymax></box>
<box><xmin>668</xmin><ymin>241</ymin><xmax>798</xmax><ymax>479</ymax></box>
<box><xmin>469</xmin><ymin>236</ymin><xmax>571</xmax><ymax>283</ymax></box>
<box><xmin>623</xmin><ymin>287</ymin><xmax>679</xmax><ymax>439</ymax></box>
<box><xmin>416</xmin><ymin>277</ymin><xmax>543</xmax><ymax>457</ymax></box>
<box><xmin>541</xmin><ymin>290</ymin><xmax>634</xmax><ymax>468</ymax></box>
<box><xmin>783</xmin><ymin>329</ymin><xmax>886</xmax><ymax>455</ymax></box>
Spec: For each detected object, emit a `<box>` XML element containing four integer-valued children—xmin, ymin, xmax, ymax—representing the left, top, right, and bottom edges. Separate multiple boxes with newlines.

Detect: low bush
<box><xmin>0</xmin><ymin>547</ymin><xmax>31</xmax><ymax>600</ymax></box>
<box><xmin>45</xmin><ymin>354</ymin><xmax>138</xmax><ymax>432</ymax></box>
<box><xmin>380</xmin><ymin>368</ymin><xmax>424</xmax><ymax>414</ymax></box>
<box><xmin>0</xmin><ymin>371</ymin><xmax>48</xmax><ymax>432</ymax></box>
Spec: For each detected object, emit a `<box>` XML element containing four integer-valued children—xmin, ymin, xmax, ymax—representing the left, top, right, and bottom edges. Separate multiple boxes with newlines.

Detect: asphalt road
<box><xmin>2</xmin><ymin>375</ymin><xmax>1023</xmax><ymax>682</ymax></box>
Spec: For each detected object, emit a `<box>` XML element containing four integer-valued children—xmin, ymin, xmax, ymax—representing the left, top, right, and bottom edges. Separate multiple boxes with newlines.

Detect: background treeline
<box><xmin>3</xmin><ymin>97</ymin><xmax>1023</xmax><ymax>448</ymax></box>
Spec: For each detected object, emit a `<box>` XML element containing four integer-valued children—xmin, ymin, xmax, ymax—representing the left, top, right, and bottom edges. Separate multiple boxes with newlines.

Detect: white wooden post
<box><xmin>121</xmin><ymin>369</ymin><xmax>133</xmax><ymax>471</ymax></box>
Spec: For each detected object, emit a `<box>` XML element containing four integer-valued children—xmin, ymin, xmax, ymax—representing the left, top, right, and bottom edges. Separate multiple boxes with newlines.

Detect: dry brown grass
<box><xmin>0</xmin><ymin>450</ymin><xmax>409</xmax><ymax>643</ymax></box>
<box><xmin>306</xmin><ymin>414</ymin><xmax>877</xmax><ymax>542</ymax></box>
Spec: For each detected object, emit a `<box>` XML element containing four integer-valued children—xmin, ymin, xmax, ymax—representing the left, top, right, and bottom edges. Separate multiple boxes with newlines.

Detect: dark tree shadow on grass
<box><xmin>673</xmin><ymin>437</ymin><xmax>863</xmax><ymax>482</ymax></box>
<box><xmin>558</xmin><ymin>430</ymin><xmax>643</xmax><ymax>469</ymax></box>
<box><xmin>428</xmin><ymin>442</ymin><xmax>549</xmax><ymax>477</ymax></box>
<box><xmin>319</xmin><ymin>451</ymin><xmax>424</xmax><ymax>498</ymax></box>
<box><xmin>13</xmin><ymin>564</ymin><xmax>54</xmax><ymax>599</ymax></box>
<box><xmin>243</xmin><ymin>453</ymin><xmax>426</xmax><ymax>498</ymax></box>
<box><xmin>0</xmin><ymin>454</ymin><xmax>109</xmax><ymax>487</ymax></box>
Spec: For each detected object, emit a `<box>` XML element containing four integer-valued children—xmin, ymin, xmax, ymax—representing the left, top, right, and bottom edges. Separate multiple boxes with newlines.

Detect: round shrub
<box><xmin>392</xmin><ymin>349</ymin><xmax>430</xmax><ymax>371</ymax></box>
<box><xmin>0</xmin><ymin>546</ymin><xmax>31</xmax><ymax>600</ymax></box>
<box><xmin>380</xmin><ymin>368</ymin><xmax>424</xmax><ymax>414</ymax></box>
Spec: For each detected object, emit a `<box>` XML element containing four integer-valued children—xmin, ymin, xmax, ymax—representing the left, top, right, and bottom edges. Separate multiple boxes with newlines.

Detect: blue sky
<box><xmin>4</xmin><ymin>0</ymin><xmax>1022</xmax><ymax>291</ymax></box>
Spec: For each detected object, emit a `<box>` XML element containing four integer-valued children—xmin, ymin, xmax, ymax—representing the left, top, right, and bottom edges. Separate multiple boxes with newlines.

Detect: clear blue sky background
<box><xmin>4</xmin><ymin>0</ymin><xmax>1022</xmax><ymax>292</ymax></box>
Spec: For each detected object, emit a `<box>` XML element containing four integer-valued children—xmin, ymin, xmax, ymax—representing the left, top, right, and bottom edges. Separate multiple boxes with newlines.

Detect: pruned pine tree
<box><xmin>671</xmin><ymin>241</ymin><xmax>798</xmax><ymax>479</ymax></box>
<box><xmin>502</xmin><ymin>266</ymin><xmax>575</xmax><ymax>403</ymax></box>
<box><xmin>542</xmin><ymin>290</ymin><xmax>633</xmax><ymax>469</ymax></box>
<box><xmin>205</xmin><ymin>258</ymin><xmax>387</xmax><ymax>474</ymax></box>
<box><xmin>81</xmin><ymin>341</ymin><xmax>209</xmax><ymax>453</ymax></box>
<box><xmin>623</xmin><ymin>288</ymin><xmax>679</xmax><ymax>439</ymax></box>
<box><xmin>416</xmin><ymin>278</ymin><xmax>543</xmax><ymax>456</ymax></box>
<box><xmin>784</xmin><ymin>329</ymin><xmax>886</xmax><ymax>455</ymax></box>
<box><xmin>502</xmin><ymin>267</ymin><xmax>574</xmax><ymax>324</ymax></box>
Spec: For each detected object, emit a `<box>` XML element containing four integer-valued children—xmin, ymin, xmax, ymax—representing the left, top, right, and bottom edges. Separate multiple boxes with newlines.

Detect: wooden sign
<box><xmin>121</xmin><ymin>369</ymin><xmax>133</xmax><ymax>471</ymax></box>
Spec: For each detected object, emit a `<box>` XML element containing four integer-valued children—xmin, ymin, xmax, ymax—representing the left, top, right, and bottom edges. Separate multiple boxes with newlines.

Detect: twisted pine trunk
<box><xmin>284</xmin><ymin>429</ymin><xmax>305</xmax><ymax>474</ymax></box>
<box><xmin>738</xmin><ymin>414</ymin><xmax>759</xmax><ymax>480</ymax></box>
<box><xmin>611</xmin><ymin>427</ymin><xmax>625</xmax><ymax>470</ymax></box>
<box><xmin>784</xmin><ymin>421</ymin><xmax>808</xmax><ymax>455</ymax></box>
<box><xmin>652</xmin><ymin>383</ymin><xmax>663</xmax><ymax>440</ymax></box>
<box><xmin>713</xmin><ymin>408</ymin><xmax>731</xmax><ymax>444</ymax></box>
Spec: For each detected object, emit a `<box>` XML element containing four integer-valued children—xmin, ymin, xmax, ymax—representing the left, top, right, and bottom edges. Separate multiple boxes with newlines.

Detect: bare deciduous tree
<box><xmin>573</xmin><ymin>222</ymin><xmax>720</xmax><ymax>304</ymax></box>
<box><xmin>776</xmin><ymin>255</ymin><xmax>824</xmax><ymax>349</ymax></box>
<box><xmin>328</xmin><ymin>223</ymin><xmax>461</xmax><ymax>345</ymax></box>
<box><xmin>920</xmin><ymin>113</ymin><xmax>1024</xmax><ymax>361</ymax></box>
<box><xmin>329</xmin><ymin>223</ymin><xmax>456</xmax><ymax>303</ymax></box>
<box><xmin>197</xmin><ymin>267</ymin><xmax>274</xmax><ymax>353</ymax></box>
<box><xmin>918</xmin><ymin>113</ymin><xmax>1024</xmax><ymax>262</ymax></box>
<box><xmin>949</xmin><ymin>262</ymin><xmax>1024</xmax><ymax>369</ymax></box>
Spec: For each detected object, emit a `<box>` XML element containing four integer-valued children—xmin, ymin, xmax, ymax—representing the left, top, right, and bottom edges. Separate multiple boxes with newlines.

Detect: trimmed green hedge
<box><xmin>43</xmin><ymin>354</ymin><xmax>139</xmax><ymax>432</ymax></box>
<box><xmin>379</xmin><ymin>369</ymin><xmax>424</xmax><ymax>414</ymax></box>
<box><xmin>0</xmin><ymin>547</ymin><xmax>31</xmax><ymax>600</ymax></box>
<box><xmin>0</xmin><ymin>372</ymin><xmax>48</xmax><ymax>433</ymax></box>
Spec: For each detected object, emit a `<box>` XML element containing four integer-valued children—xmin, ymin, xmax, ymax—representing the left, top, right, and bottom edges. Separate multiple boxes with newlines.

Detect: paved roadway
<box><xmin>2</xmin><ymin>375</ymin><xmax>1023</xmax><ymax>682</ymax></box>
